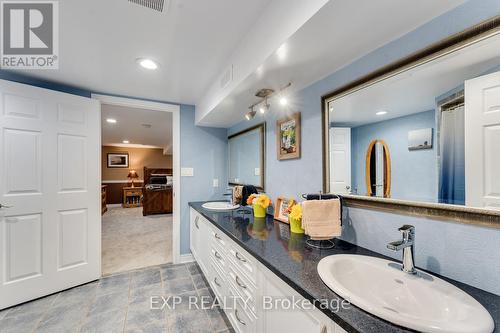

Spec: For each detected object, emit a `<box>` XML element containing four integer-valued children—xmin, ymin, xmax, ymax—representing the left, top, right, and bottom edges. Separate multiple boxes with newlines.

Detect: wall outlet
<box><xmin>213</xmin><ymin>179</ymin><xmax>219</xmax><ymax>187</ymax></box>
<box><xmin>254</xmin><ymin>168</ymin><xmax>260</xmax><ymax>176</ymax></box>
<box><xmin>181</xmin><ymin>167</ymin><xmax>194</xmax><ymax>177</ymax></box>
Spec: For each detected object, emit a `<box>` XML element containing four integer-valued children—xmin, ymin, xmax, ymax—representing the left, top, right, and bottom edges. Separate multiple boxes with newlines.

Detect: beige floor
<box><xmin>102</xmin><ymin>206</ymin><xmax>172</xmax><ymax>275</ymax></box>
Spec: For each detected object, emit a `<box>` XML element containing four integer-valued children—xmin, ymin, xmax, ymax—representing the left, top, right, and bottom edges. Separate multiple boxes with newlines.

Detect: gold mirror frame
<box><xmin>365</xmin><ymin>140</ymin><xmax>391</xmax><ymax>198</ymax></box>
<box><xmin>321</xmin><ymin>15</ymin><xmax>500</xmax><ymax>227</ymax></box>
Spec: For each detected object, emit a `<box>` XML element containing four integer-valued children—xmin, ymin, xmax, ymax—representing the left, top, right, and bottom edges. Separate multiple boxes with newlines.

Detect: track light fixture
<box><xmin>259</xmin><ymin>98</ymin><xmax>270</xmax><ymax>114</ymax></box>
<box><xmin>245</xmin><ymin>106</ymin><xmax>257</xmax><ymax>121</ymax></box>
<box><xmin>245</xmin><ymin>82</ymin><xmax>292</xmax><ymax>120</ymax></box>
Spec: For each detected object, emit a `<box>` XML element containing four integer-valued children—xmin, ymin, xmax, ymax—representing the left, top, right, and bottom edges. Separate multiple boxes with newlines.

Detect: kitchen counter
<box><xmin>189</xmin><ymin>202</ymin><xmax>500</xmax><ymax>333</ymax></box>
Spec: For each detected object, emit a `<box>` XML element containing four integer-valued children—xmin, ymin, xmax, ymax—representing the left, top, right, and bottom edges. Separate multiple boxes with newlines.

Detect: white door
<box><xmin>329</xmin><ymin>127</ymin><xmax>351</xmax><ymax>194</ymax></box>
<box><xmin>0</xmin><ymin>80</ymin><xmax>101</xmax><ymax>309</ymax></box>
<box><xmin>465</xmin><ymin>70</ymin><xmax>500</xmax><ymax>209</ymax></box>
<box><xmin>375</xmin><ymin>142</ymin><xmax>384</xmax><ymax>197</ymax></box>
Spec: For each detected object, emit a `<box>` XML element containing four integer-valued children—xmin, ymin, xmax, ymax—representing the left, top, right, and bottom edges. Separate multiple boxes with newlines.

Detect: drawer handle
<box><xmin>195</xmin><ymin>216</ymin><xmax>200</xmax><ymax>229</ymax></box>
<box><xmin>235</xmin><ymin>309</ymin><xmax>246</xmax><ymax>326</ymax></box>
<box><xmin>235</xmin><ymin>252</ymin><xmax>247</xmax><ymax>263</ymax></box>
<box><xmin>214</xmin><ymin>233</ymin><xmax>222</xmax><ymax>240</ymax></box>
<box><xmin>320</xmin><ymin>325</ymin><xmax>327</xmax><ymax>333</ymax></box>
<box><xmin>214</xmin><ymin>277</ymin><xmax>221</xmax><ymax>287</ymax></box>
<box><xmin>214</xmin><ymin>251</ymin><xmax>222</xmax><ymax>260</ymax></box>
<box><xmin>235</xmin><ymin>275</ymin><xmax>247</xmax><ymax>289</ymax></box>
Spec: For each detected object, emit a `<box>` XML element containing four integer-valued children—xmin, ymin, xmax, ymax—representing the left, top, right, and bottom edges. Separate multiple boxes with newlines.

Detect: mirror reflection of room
<box><xmin>228</xmin><ymin>123</ymin><xmax>265</xmax><ymax>190</ymax></box>
<box><xmin>327</xmin><ymin>32</ymin><xmax>500</xmax><ymax>208</ymax></box>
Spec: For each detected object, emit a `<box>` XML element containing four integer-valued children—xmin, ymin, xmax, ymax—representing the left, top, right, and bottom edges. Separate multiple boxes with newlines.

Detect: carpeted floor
<box><xmin>102</xmin><ymin>207</ymin><xmax>173</xmax><ymax>275</ymax></box>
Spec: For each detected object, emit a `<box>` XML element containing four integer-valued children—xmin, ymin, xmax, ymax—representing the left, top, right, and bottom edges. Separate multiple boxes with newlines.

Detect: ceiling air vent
<box><xmin>128</xmin><ymin>0</ymin><xmax>166</xmax><ymax>13</ymax></box>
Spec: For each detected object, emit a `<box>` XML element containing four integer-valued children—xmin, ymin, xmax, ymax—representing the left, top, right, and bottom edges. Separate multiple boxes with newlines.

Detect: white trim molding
<box><xmin>179</xmin><ymin>253</ymin><xmax>194</xmax><ymax>264</ymax></box>
<box><xmin>92</xmin><ymin>93</ymin><xmax>182</xmax><ymax>265</ymax></box>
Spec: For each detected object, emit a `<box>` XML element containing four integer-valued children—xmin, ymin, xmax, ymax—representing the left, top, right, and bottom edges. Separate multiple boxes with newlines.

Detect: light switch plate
<box><xmin>213</xmin><ymin>179</ymin><xmax>219</xmax><ymax>187</ymax></box>
<box><xmin>254</xmin><ymin>168</ymin><xmax>261</xmax><ymax>176</ymax></box>
<box><xmin>181</xmin><ymin>167</ymin><xmax>194</xmax><ymax>177</ymax></box>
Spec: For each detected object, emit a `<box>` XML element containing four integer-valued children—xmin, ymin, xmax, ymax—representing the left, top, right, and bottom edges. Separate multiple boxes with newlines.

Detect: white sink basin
<box><xmin>317</xmin><ymin>254</ymin><xmax>494</xmax><ymax>333</ymax></box>
<box><xmin>202</xmin><ymin>201</ymin><xmax>240</xmax><ymax>211</ymax></box>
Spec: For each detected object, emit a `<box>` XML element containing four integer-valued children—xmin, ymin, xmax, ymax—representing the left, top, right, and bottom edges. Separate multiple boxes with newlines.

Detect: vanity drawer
<box><xmin>211</xmin><ymin>228</ymin><xmax>228</xmax><ymax>250</ymax></box>
<box><xmin>228</xmin><ymin>287</ymin><xmax>257</xmax><ymax>333</ymax></box>
<box><xmin>210</xmin><ymin>257</ymin><xmax>228</xmax><ymax>300</ymax></box>
<box><xmin>227</xmin><ymin>263</ymin><xmax>256</xmax><ymax>314</ymax></box>
<box><xmin>210</xmin><ymin>246</ymin><xmax>226</xmax><ymax>272</ymax></box>
<box><xmin>227</xmin><ymin>243</ymin><xmax>257</xmax><ymax>285</ymax></box>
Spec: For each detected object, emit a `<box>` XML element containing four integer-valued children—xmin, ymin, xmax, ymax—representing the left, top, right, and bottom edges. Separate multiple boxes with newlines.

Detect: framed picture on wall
<box><xmin>277</xmin><ymin>112</ymin><xmax>301</xmax><ymax>160</ymax></box>
<box><xmin>107</xmin><ymin>153</ymin><xmax>129</xmax><ymax>168</ymax></box>
<box><xmin>274</xmin><ymin>197</ymin><xmax>295</xmax><ymax>223</ymax></box>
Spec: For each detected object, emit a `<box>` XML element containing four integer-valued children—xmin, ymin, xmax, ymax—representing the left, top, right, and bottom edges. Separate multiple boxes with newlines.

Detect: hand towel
<box><xmin>301</xmin><ymin>199</ymin><xmax>342</xmax><ymax>240</ymax></box>
<box><xmin>233</xmin><ymin>186</ymin><xmax>243</xmax><ymax>205</ymax></box>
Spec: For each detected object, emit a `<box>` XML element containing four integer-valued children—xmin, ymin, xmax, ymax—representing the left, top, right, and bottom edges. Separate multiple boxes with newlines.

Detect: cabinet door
<box><xmin>261</xmin><ymin>267</ymin><xmax>331</xmax><ymax>333</ymax></box>
<box><xmin>189</xmin><ymin>209</ymin><xmax>200</xmax><ymax>262</ymax></box>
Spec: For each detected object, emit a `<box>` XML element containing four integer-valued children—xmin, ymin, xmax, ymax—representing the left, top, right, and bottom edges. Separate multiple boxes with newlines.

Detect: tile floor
<box><xmin>102</xmin><ymin>207</ymin><xmax>173</xmax><ymax>275</ymax></box>
<box><xmin>0</xmin><ymin>262</ymin><xmax>233</xmax><ymax>333</ymax></box>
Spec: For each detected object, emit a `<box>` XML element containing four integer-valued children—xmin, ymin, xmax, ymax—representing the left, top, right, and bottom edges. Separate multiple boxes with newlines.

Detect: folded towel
<box><xmin>233</xmin><ymin>186</ymin><xmax>243</xmax><ymax>205</ymax></box>
<box><xmin>241</xmin><ymin>185</ymin><xmax>258</xmax><ymax>206</ymax></box>
<box><xmin>301</xmin><ymin>199</ymin><xmax>342</xmax><ymax>240</ymax></box>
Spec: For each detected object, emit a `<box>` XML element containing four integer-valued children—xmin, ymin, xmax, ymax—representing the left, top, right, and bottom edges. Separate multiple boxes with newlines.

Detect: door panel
<box><xmin>329</xmin><ymin>127</ymin><xmax>351</xmax><ymax>194</ymax></box>
<box><xmin>4</xmin><ymin>214</ymin><xmax>42</xmax><ymax>283</ymax></box>
<box><xmin>0</xmin><ymin>80</ymin><xmax>101</xmax><ymax>309</ymax></box>
<box><xmin>465</xmin><ymin>71</ymin><xmax>500</xmax><ymax>209</ymax></box>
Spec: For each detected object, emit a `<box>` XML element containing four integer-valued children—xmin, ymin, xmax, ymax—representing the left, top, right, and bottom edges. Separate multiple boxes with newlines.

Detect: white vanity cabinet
<box><xmin>189</xmin><ymin>208</ymin><xmax>348</xmax><ymax>333</ymax></box>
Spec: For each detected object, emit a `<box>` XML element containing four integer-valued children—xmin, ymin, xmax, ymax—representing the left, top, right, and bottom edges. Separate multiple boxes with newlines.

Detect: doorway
<box><xmin>92</xmin><ymin>94</ymin><xmax>181</xmax><ymax>275</ymax></box>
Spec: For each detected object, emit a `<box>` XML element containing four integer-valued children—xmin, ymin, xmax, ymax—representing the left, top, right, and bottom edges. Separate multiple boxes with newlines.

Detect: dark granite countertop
<box><xmin>189</xmin><ymin>202</ymin><xmax>499</xmax><ymax>333</ymax></box>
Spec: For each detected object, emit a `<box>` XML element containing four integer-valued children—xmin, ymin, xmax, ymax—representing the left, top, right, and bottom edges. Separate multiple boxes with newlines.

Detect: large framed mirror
<box><xmin>228</xmin><ymin>123</ymin><xmax>266</xmax><ymax>190</ymax></box>
<box><xmin>322</xmin><ymin>19</ymin><xmax>500</xmax><ymax>216</ymax></box>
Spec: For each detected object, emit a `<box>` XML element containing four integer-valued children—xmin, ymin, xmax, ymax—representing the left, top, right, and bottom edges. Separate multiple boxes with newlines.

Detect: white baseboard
<box><xmin>179</xmin><ymin>253</ymin><xmax>194</xmax><ymax>264</ymax></box>
<box><xmin>106</xmin><ymin>204</ymin><xmax>122</xmax><ymax>208</ymax></box>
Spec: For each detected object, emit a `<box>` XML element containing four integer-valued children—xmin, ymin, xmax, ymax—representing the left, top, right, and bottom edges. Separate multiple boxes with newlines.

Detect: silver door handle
<box><xmin>214</xmin><ymin>233</ymin><xmax>222</xmax><ymax>240</ymax></box>
<box><xmin>235</xmin><ymin>309</ymin><xmax>246</xmax><ymax>326</ymax></box>
<box><xmin>214</xmin><ymin>251</ymin><xmax>222</xmax><ymax>260</ymax></box>
<box><xmin>195</xmin><ymin>216</ymin><xmax>199</xmax><ymax>229</ymax></box>
<box><xmin>213</xmin><ymin>277</ymin><xmax>221</xmax><ymax>287</ymax></box>
<box><xmin>320</xmin><ymin>325</ymin><xmax>327</xmax><ymax>333</ymax></box>
<box><xmin>0</xmin><ymin>204</ymin><xmax>12</xmax><ymax>209</ymax></box>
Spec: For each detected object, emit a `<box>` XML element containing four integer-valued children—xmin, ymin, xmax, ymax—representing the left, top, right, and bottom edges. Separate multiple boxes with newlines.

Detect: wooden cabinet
<box><xmin>189</xmin><ymin>208</ymin><xmax>346</xmax><ymax>333</ymax></box>
<box><xmin>123</xmin><ymin>187</ymin><xmax>142</xmax><ymax>208</ymax></box>
<box><xmin>101</xmin><ymin>185</ymin><xmax>107</xmax><ymax>215</ymax></box>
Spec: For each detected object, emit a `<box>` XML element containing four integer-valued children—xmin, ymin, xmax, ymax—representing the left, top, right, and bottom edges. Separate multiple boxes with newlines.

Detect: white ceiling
<box><xmin>7</xmin><ymin>0</ymin><xmax>271</xmax><ymax>105</ymax></box>
<box><xmin>101</xmin><ymin>104</ymin><xmax>173</xmax><ymax>153</ymax></box>
<box><xmin>199</xmin><ymin>0</ymin><xmax>465</xmax><ymax>127</ymax></box>
<box><xmin>329</xmin><ymin>33</ymin><xmax>500</xmax><ymax>127</ymax></box>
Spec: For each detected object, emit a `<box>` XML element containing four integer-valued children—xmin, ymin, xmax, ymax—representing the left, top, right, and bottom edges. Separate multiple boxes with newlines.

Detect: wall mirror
<box><xmin>323</xmin><ymin>28</ymin><xmax>500</xmax><ymax>211</ymax></box>
<box><xmin>228</xmin><ymin>123</ymin><xmax>266</xmax><ymax>190</ymax></box>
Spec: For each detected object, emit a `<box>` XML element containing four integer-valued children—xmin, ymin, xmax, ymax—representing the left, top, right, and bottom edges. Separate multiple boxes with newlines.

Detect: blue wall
<box><xmin>0</xmin><ymin>70</ymin><xmax>228</xmax><ymax>257</ymax></box>
<box><xmin>180</xmin><ymin>106</ymin><xmax>228</xmax><ymax>254</ymax></box>
<box><xmin>350</xmin><ymin>110</ymin><xmax>437</xmax><ymax>202</ymax></box>
<box><xmin>228</xmin><ymin>0</ymin><xmax>500</xmax><ymax>295</ymax></box>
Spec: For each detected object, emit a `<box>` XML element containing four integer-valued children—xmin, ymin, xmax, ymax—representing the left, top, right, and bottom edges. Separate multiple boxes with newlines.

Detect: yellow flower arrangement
<box><xmin>255</xmin><ymin>194</ymin><xmax>272</xmax><ymax>209</ymax></box>
<box><xmin>289</xmin><ymin>204</ymin><xmax>302</xmax><ymax>220</ymax></box>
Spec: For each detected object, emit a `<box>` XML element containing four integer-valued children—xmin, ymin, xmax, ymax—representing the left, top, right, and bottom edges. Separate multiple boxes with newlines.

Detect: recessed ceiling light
<box><xmin>122</xmin><ymin>140</ymin><xmax>129</xmax><ymax>144</ymax></box>
<box><xmin>137</xmin><ymin>58</ymin><xmax>159</xmax><ymax>70</ymax></box>
<box><xmin>279</xmin><ymin>97</ymin><xmax>288</xmax><ymax>106</ymax></box>
<box><xmin>106</xmin><ymin>118</ymin><xmax>117</xmax><ymax>124</ymax></box>
<box><xmin>376</xmin><ymin>111</ymin><xmax>388</xmax><ymax>116</ymax></box>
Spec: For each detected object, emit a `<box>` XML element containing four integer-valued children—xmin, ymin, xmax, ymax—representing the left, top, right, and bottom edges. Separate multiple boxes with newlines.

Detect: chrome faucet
<box><xmin>387</xmin><ymin>225</ymin><xmax>416</xmax><ymax>274</ymax></box>
<box><xmin>223</xmin><ymin>187</ymin><xmax>234</xmax><ymax>205</ymax></box>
